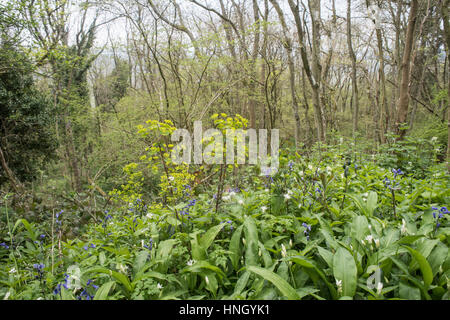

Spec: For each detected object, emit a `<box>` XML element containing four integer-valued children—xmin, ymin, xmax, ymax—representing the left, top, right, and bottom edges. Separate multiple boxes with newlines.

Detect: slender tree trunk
<box><xmin>259</xmin><ymin>0</ymin><xmax>269</xmax><ymax>130</ymax></box>
<box><xmin>287</xmin><ymin>0</ymin><xmax>325</xmax><ymax>142</ymax></box>
<box><xmin>347</xmin><ymin>0</ymin><xmax>359</xmax><ymax>137</ymax></box>
<box><xmin>396</xmin><ymin>0</ymin><xmax>419</xmax><ymax>139</ymax></box>
<box><xmin>270</xmin><ymin>0</ymin><xmax>302</xmax><ymax>149</ymax></box>
<box><xmin>440</xmin><ymin>0</ymin><xmax>450</xmax><ymax>172</ymax></box>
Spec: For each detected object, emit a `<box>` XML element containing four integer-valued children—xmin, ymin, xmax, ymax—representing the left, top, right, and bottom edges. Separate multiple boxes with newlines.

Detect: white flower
<box><xmin>336</xmin><ymin>279</ymin><xmax>343</xmax><ymax>293</ymax></box>
<box><xmin>299</xmin><ymin>171</ymin><xmax>304</xmax><ymax>176</ymax></box>
<box><xmin>287</xmin><ymin>189</ymin><xmax>293</xmax><ymax>195</ymax></box>
<box><xmin>9</xmin><ymin>268</ymin><xmax>16</xmax><ymax>274</ymax></box>
<box><xmin>401</xmin><ymin>219</ymin><xmax>407</xmax><ymax>234</ymax></box>
<box><xmin>365</xmin><ymin>235</ymin><xmax>373</xmax><ymax>244</ymax></box>
<box><xmin>242</xmin><ymin>238</ymin><xmax>246</xmax><ymax>245</ymax></box>
<box><xmin>308</xmin><ymin>164</ymin><xmax>313</xmax><ymax>170</ymax></box>
<box><xmin>146</xmin><ymin>213</ymin><xmax>153</xmax><ymax>219</ymax></box>
<box><xmin>281</xmin><ymin>244</ymin><xmax>287</xmax><ymax>258</ymax></box>
<box><xmin>376</xmin><ymin>282</ymin><xmax>383</xmax><ymax>295</ymax></box>
<box><xmin>368</xmin><ymin>224</ymin><xmax>372</xmax><ymax>230</ymax></box>
<box><xmin>289</xmin><ymin>239</ymin><xmax>293</xmax><ymax>248</ymax></box>
<box><xmin>205</xmin><ymin>276</ymin><xmax>209</xmax><ymax>285</ymax></box>
<box><xmin>261</xmin><ymin>206</ymin><xmax>267</xmax><ymax>212</ymax></box>
<box><xmin>117</xmin><ymin>264</ymin><xmax>127</xmax><ymax>273</ymax></box>
<box><xmin>431</xmin><ymin>136</ymin><xmax>438</xmax><ymax>142</ymax></box>
<box><xmin>374</xmin><ymin>239</ymin><xmax>380</xmax><ymax>248</ymax></box>
<box><xmin>168</xmin><ymin>176</ymin><xmax>174</xmax><ymax>181</ymax></box>
<box><xmin>222</xmin><ymin>195</ymin><xmax>231</xmax><ymax>201</ymax></box>
<box><xmin>187</xmin><ymin>259</ymin><xmax>195</xmax><ymax>266</ymax></box>
<box><xmin>238</xmin><ymin>199</ymin><xmax>244</xmax><ymax>205</ymax></box>
<box><xmin>361</xmin><ymin>239</ymin><xmax>366</xmax><ymax>245</ymax></box>
<box><xmin>264</xmin><ymin>189</ymin><xmax>269</xmax><ymax>193</ymax></box>
<box><xmin>298</xmin><ymin>203</ymin><xmax>302</xmax><ymax>209</ymax></box>
<box><xmin>339</xmin><ymin>137</ymin><xmax>344</xmax><ymax>144</ymax></box>
<box><xmin>157</xmin><ymin>283</ymin><xmax>163</xmax><ymax>290</ymax></box>
<box><xmin>284</xmin><ymin>193</ymin><xmax>291</xmax><ymax>201</ymax></box>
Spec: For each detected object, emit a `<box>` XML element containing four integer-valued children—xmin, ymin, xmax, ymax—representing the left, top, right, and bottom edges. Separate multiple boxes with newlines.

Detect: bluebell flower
<box><xmin>53</xmin><ymin>283</ymin><xmax>62</xmax><ymax>295</ymax></box>
<box><xmin>302</xmin><ymin>223</ymin><xmax>312</xmax><ymax>240</ymax></box>
<box><xmin>392</xmin><ymin>168</ymin><xmax>403</xmax><ymax>178</ymax></box>
<box><xmin>432</xmin><ymin>206</ymin><xmax>447</xmax><ymax>231</ymax></box>
<box><xmin>33</xmin><ymin>263</ymin><xmax>45</xmax><ymax>279</ymax></box>
<box><xmin>0</xmin><ymin>242</ymin><xmax>9</xmax><ymax>249</ymax></box>
<box><xmin>143</xmin><ymin>238</ymin><xmax>153</xmax><ymax>250</ymax></box>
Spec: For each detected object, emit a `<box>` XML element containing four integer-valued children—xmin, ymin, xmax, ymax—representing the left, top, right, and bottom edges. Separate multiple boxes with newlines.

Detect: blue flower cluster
<box><xmin>34</xmin><ymin>234</ymin><xmax>46</xmax><ymax>247</ymax></box>
<box><xmin>53</xmin><ymin>273</ymin><xmax>71</xmax><ymax>295</ymax></box>
<box><xmin>384</xmin><ymin>169</ymin><xmax>403</xmax><ymax>190</ymax></box>
<box><xmin>302</xmin><ymin>223</ymin><xmax>312</xmax><ymax>241</ymax></box>
<box><xmin>181</xmin><ymin>199</ymin><xmax>197</xmax><ymax>216</ymax></box>
<box><xmin>432</xmin><ymin>206</ymin><xmax>449</xmax><ymax>229</ymax></box>
<box><xmin>183</xmin><ymin>184</ymin><xmax>192</xmax><ymax>198</ymax></box>
<box><xmin>101</xmin><ymin>211</ymin><xmax>113</xmax><ymax>230</ymax></box>
<box><xmin>143</xmin><ymin>238</ymin><xmax>153</xmax><ymax>250</ymax></box>
<box><xmin>83</xmin><ymin>243</ymin><xmax>96</xmax><ymax>251</ymax></box>
<box><xmin>56</xmin><ymin>210</ymin><xmax>63</xmax><ymax>231</ymax></box>
<box><xmin>77</xmin><ymin>279</ymin><xmax>99</xmax><ymax>300</ymax></box>
<box><xmin>226</xmin><ymin>220</ymin><xmax>233</xmax><ymax>232</ymax></box>
<box><xmin>129</xmin><ymin>198</ymin><xmax>148</xmax><ymax>215</ymax></box>
<box><xmin>0</xmin><ymin>242</ymin><xmax>9</xmax><ymax>249</ymax></box>
<box><xmin>33</xmin><ymin>263</ymin><xmax>45</xmax><ymax>280</ymax></box>
<box><xmin>288</xmin><ymin>161</ymin><xmax>294</xmax><ymax>171</ymax></box>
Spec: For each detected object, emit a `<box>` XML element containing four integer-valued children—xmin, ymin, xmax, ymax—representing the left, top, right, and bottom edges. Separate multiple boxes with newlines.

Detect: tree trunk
<box><xmin>287</xmin><ymin>0</ymin><xmax>325</xmax><ymax>142</ymax></box>
<box><xmin>270</xmin><ymin>0</ymin><xmax>302</xmax><ymax>150</ymax></box>
<box><xmin>440</xmin><ymin>0</ymin><xmax>450</xmax><ymax>172</ymax></box>
<box><xmin>347</xmin><ymin>0</ymin><xmax>359</xmax><ymax>136</ymax></box>
<box><xmin>396</xmin><ymin>0</ymin><xmax>419</xmax><ymax>139</ymax></box>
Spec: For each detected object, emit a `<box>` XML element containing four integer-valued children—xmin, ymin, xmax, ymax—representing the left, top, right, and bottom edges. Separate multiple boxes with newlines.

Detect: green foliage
<box><xmin>1</xmin><ymin>145</ymin><xmax>448</xmax><ymax>300</ymax></box>
<box><xmin>0</xmin><ymin>42</ymin><xmax>57</xmax><ymax>186</ymax></box>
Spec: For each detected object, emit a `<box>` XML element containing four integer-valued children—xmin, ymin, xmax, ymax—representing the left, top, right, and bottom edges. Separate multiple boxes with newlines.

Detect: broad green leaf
<box><xmin>233</xmin><ymin>271</ymin><xmax>250</xmax><ymax>296</ymax></box>
<box><xmin>350</xmin><ymin>215</ymin><xmax>369</xmax><ymax>242</ymax></box>
<box><xmin>395</xmin><ymin>235</ymin><xmax>425</xmax><ymax>245</ymax></box>
<box><xmin>93</xmin><ymin>281</ymin><xmax>115</xmax><ymax>300</ymax></box>
<box><xmin>317</xmin><ymin>247</ymin><xmax>334</xmax><ymax>269</ymax></box>
<box><xmin>247</xmin><ymin>266</ymin><xmax>300</xmax><ymax>300</ymax></box>
<box><xmin>229</xmin><ymin>225</ymin><xmax>243</xmax><ymax>270</ymax></box>
<box><xmin>366</xmin><ymin>191</ymin><xmax>378</xmax><ymax>216</ymax></box>
<box><xmin>200</xmin><ymin>222</ymin><xmax>226</xmax><ymax>251</ymax></box>
<box><xmin>13</xmin><ymin>219</ymin><xmax>36</xmax><ymax>241</ymax></box>
<box><xmin>399</xmin><ymin>281</ymin><xmax>421</xmax><ymax>300</ymax></box>
<box><xmin>244</xmin><ymin>217</ymin><xmax>259</xmax><ymax>266</ymax></box>
<box><xmin>333</xmin><ymin>247</ymin><xmax>357</xmax><ymax>297</ymax></box>
<box><xmin>403</xmin><ymin>245</ymin><xmax>433</xmax><ymax>288</ymax></box>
